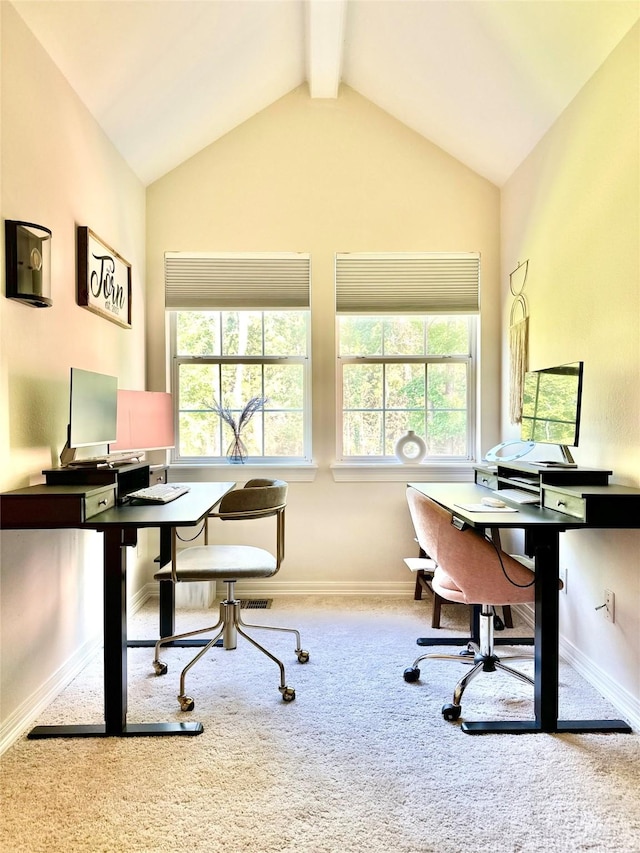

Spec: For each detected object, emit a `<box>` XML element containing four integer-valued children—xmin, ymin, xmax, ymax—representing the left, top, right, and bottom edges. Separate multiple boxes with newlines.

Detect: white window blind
<box><xmin>165</xmin><ymin>252</ymin><xmax>311</xmax><ymax>310</ymax></box>
<box><xmin>335</xmin><ymin>252</ymin><xmax>480</xmax><ymax>314</ymax></box>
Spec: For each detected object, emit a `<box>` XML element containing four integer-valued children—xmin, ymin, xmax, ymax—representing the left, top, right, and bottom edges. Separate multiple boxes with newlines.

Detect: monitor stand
<box><xmin>530</xmin><ymin>445</ymin><xmax>577</xmax><ymax>468</ymax></box>
<box><xmin>559</xmin><ymin>445</ymin><xmax>576</xmax><ymax>464</ymax></box>
<box><xmin>59</xmin><ymin>437</ymin><xmax>76</xmax><ymax>467</ymax></box>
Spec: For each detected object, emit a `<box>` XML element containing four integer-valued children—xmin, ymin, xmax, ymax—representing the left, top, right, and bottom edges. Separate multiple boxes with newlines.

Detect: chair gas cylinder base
<box><xmin>404</xmin><ymin>604</ymin><xmax>534</xmax><ymax>722</ymax></box>
<box><xmin>152</xmin><ymin>479</ymin><xmax>309</xmax><ymax>712</ymax></box>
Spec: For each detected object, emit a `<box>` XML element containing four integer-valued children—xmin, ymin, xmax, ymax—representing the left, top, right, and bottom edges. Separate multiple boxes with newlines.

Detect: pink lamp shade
<box><xmin>110</xmin><ymin>390</ymin><xmax>175</xmax><ymax>452</ymax></box>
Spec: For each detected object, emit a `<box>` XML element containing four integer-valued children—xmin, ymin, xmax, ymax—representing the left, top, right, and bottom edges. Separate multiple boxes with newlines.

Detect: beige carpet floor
<box><xmin>1</xmin><ymin>596</ymin><xmax>639</xmax><ymax>853</ymax></box>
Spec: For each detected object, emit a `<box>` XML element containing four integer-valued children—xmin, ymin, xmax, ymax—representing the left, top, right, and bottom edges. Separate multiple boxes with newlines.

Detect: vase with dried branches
<box><xmin>211</xmin><ymin>396</ymin><xmax>268</xmax><ymax>463</ymax></box>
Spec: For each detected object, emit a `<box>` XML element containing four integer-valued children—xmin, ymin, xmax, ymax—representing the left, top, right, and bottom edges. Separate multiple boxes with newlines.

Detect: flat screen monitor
<box><xmin>110</xmin><ymin>390</ymin><xmax>174</xmax><ymax>452</ymax></box>
<box><xmin>60</xmin><ymin>368</ymin><xmax>118</xmax><ymax>465</ymax></box>
<box><xmin>520</xmin><ymin>361</ymin><xmax>583</xmax><ymax>463</ymax></box>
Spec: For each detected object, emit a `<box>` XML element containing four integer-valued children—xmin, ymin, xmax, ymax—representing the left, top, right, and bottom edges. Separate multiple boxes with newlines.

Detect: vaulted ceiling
<box><xmin>10</xmin><ymin>0</ymin><xmax>640</xmax><ymax>187</ymax></box>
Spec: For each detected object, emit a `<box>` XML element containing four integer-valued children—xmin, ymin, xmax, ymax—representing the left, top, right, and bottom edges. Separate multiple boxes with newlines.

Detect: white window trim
<box><xmin>168</xmin><ymin>311</ymin><xmax>313</xmax><ymax>465</ymax></box>
<box><xmin>335</xmin><ymin>317</ymin><xmax>478</xmax><ymax>464</ymax></box>
<box><xmin>330</xmin><ymin>461</ymin><xmax>475</xmax><ymax>483</ymax></box>
<box><xmin>168</xmin><ymin>462</ymin><xmax>318</xmax><ymax>483</ymax></box>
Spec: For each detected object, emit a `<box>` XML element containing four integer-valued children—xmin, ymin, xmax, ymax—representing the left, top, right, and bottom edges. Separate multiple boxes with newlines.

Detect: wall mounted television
<box><xmin>520</xmin><ymin>361</ymin><xmax>584</xmax><ymax>464</ymax></box>
<box><xmin>59</xmin><ymin>368</ymin><xmax>118</xmax><ymax>466</ymax></box>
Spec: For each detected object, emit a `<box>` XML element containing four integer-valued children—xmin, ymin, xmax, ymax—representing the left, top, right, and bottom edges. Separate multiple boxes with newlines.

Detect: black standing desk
<box><xmin>0</xmin><ymin>481</ymin><xmax>235</xmax><ymax>739</ymax></box>
<box><xmin>408</xmin><ymin>481</ymin><xmax>638</xmax><ymax>736</ymax></box>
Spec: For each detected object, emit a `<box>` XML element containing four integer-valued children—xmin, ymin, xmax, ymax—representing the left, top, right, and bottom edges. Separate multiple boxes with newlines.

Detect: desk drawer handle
<box><xmin>99</xmin><ymin>499</ymin><xmax>108</xmax><ymax>506</ymax></box>
<box><xmin>556</xmin><ymin>500</ymin><xmax>566</xmax><ymax>508</ymax></box>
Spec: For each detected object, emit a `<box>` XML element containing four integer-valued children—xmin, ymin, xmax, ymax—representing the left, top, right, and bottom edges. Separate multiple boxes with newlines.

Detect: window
<box><xmin>335</xmin><ymin>253</ymin><xmax>479</xmax><ymax>462</ymax></box>
<box><xmin>338</xmin><ymin>315</ymin><xmax>475</xmax><ymax>459</ymax></box>
<box><xmin>166</xmin><ymin>253</ymin><xmax>311</xmax><ymax>463</ymax></box>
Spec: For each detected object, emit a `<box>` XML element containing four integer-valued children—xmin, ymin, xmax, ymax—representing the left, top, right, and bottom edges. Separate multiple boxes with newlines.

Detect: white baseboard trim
<box><xmin>514</xmin><ymin>604</ymin><xmax>639</xmax><ymax>732</ymax></box>
<box><xmin>0</xmin><ymin>591</ymin><xmax>151</xmax><ymax>757</ymax></box>
<box><xmin>130</xmin><ymin>583</ymin><xmax>151</xmax><ymax>612</ymax></box>
<box><xmin>558</xmin><ymin>636</ymin><xmax>640</xmax><ymax>732</ymax></box>
<box><xmin>145</xmin><ymin>580</ymin><xmax>417</xmax><ymax>599</ymax></box>
<box><xmin>0</xmin><ymin>635</ymin><xmax>101</xmax><ymax>756</ymax></box>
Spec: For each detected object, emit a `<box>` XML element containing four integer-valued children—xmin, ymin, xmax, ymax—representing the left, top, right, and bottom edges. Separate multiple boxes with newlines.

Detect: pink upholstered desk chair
<box><xmin>404</xmin><ymin>486</ymin><xmax>538</xmax><ymax>722</ymax></box>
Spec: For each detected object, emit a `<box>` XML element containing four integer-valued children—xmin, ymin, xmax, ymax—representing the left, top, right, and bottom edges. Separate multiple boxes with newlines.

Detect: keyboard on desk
<box><xmin>493</xmin><ymin>488</ymin><xmax>539</xmax><ymax>505</ymax></box>
<box><xmin>128</xmin><ymin>484</ymin><xmax>190</xmax><ymax>504</ymax></box>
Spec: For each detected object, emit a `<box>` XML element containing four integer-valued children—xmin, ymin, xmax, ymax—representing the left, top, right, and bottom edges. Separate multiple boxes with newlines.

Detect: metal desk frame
<box><xmin>408</xmin><ymin>482</ymin><xmax>634</xmax><ymax>735</ymax></box>
<box><xmin>3</xmin><ymin>482</ymin><xmax>234</xmax><ymax>740</ymax></box>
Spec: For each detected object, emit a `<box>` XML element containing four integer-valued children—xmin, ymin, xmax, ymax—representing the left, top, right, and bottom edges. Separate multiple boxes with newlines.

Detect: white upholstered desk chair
<box><xmin>153</xmin><ymin>479</ymin><xmax>309</xmax><ymax>711</ymax></box>
<box><xmin>404</xmin><ymin>486</ymin><xmax>538</xmax><ymax>723</ymax></box>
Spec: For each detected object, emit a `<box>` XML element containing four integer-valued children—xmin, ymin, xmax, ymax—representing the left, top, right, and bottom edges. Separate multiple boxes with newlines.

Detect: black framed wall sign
<box><xmin>5</xmin><ymin>220</ymin><xmax>52</xmax><ymax>307</ymax></box>
<box><xmin>77</xmin><ymin>226</ymin><xmax>131</xmax><ymax>328</ymax></box>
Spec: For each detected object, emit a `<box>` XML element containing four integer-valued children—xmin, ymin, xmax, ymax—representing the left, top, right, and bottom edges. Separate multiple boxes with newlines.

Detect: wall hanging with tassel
<box><xmin>509</xmin><ymin>259</ymin><xmax>529</xmax><ymax>424</ymax></box>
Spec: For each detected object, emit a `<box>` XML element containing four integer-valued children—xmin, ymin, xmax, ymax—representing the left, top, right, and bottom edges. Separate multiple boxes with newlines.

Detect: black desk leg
<box><xmin>462</xmin><ymin>528</ymin><xmax>631</xmax><ymax>735</ymax></box>
<box><xmin>128</xmin><ymin>527</ymin><xmax>215</xmax><ymax>651</ymax></box>
<box><xmin>464</xmin><ymin>530</ymin><xmax>560</xmax><ymax>734</ymax></box>
<box><xmin>159</xmin><ymin>579</ymin><xmax>176</xmax><ymax>638</ymax></box>
<box><xmin>533</xmin><ymin>529</ymin><xmax>629</xmax><ymax>735</ymax></box>
<box><xmin>28</xmin><ymin>527</ymin><xmax>203</xmax><ymax>739</ymax></box>
<box><xmin>127</xmin><ymin>527</ymin><xmax>175</xmax><ymax>646</ymax></box>
<box><xmin>158</xmin><ymin>527</ymin><xmax>175</xmax><ymax>637</ymax></box>
<box><xmin>104</xmin><ymin>526</ymin><xmax>129</xmax><ymax>733</ymax></box>
<box><xmin>535</xmin><ymin>529</ymin><xmax>560</xmax><ymax>731</ymax></box>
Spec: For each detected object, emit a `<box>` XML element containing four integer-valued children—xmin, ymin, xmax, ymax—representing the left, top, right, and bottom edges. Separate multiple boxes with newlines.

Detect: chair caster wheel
<box><xmin>403</xmin><ymin>666</ymin><xmax>420</xmax><ymax>682</ymax></box>
<box><xmin>281</xmin><ymin>686</ymin><xmax>296</xmax><ymax>702</ymax></box>
<box><xmin>153</xmin><ymin>660</ymin><xmax>168</xmax><ymax>676</ymax></box>
<box><xmin>297</xmin><ymin>650</ymin><xmax>310</xmax><ymax>664</ymax></box>
<box><xmin>178</xmin><ymin>695</ymin><xmax>195</xmax><ymax>712</ymax></box>
<box><xmin>442</xmin><ymin>703</ymin><xmax>461</xmax><ymax>721</ymax></box>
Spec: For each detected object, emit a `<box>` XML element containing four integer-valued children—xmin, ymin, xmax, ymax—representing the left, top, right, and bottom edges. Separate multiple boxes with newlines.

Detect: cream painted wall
<box><xmin>501</xmin><ymin>25</ymin><xmax>640</xmax><ymax>703</ymax></box>
<box><xmin>0</xmin><ymin>5</ymin><xmax>148</xmax><ymax>727</ymax></box>
<box><xmin>146</xmin><ymin>84</ymin><xmax>501</xmax><ymax>590</ymax></box>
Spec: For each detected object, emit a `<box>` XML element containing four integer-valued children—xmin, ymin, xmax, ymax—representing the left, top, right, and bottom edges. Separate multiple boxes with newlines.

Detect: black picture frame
<box><xmin>77</xmin><ymin>226</ymin><xmax>131</xmax><ymax>329</ymax></box>
<box><xmin>5</xmin><ymin>219</ymin><xmax>52</xmax><ymax>308</ymax></box>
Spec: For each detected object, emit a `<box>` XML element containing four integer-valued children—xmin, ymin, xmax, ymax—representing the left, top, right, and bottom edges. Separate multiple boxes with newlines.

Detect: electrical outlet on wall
<box><xmin>559</xmin><ymin>566</ymin><xmax>568</xmax><ymax>593</ymax></box>
<box><xmin>605</xmin><ymin>589</ymin><xmax>615</xmax><ymax>623</ymax></box>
